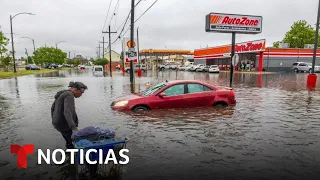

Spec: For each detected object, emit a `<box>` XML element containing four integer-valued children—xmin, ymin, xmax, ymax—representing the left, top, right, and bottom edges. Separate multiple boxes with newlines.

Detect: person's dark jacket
<box><xmin>51</xmin><ymin>90</ymin><xmax>78</xmax><ymax>132</ymax></box>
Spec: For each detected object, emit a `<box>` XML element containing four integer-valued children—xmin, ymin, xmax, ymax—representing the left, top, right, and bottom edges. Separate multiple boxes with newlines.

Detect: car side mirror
<box><xmin>159</xmin><ymin>92</ymin><xmax>166</xmax><ymax>98</ymax></box>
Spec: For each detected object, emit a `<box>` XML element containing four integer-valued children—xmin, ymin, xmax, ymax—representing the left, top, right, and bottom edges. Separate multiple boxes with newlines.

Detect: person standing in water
<box><xmin>51</xmin><ymin>81</ymin><xmax>88</xmax><ymax>149</ymax></box>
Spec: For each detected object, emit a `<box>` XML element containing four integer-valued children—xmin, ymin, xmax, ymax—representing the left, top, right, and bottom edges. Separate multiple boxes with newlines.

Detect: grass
<box><xmin>0</xmin><ymin>67</ymin><xmax>72</xmax><ymax>79</ymax></box>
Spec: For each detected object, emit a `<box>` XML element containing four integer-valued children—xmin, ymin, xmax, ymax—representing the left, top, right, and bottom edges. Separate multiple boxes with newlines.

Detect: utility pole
<box><xmin>32</xmin><ymin>39</ymin><xmax>35</xmax><ymax>52</ymax></box>
<box><xmin>137</xmin><ymin>27</ymin><xmax>140</xmax><ymax>69</ymax></box>
<box><xmin>102</xmin><ymin>25</ymin><xmax>117</xmax><ymax>77</ymax></box>
<box><xmin>130</xmin><ymin>0</ymin><xmax>135</xmax><ymax>86</ymax></box>
<box><xmin>10</xmin><ymin>15</ymin><xmax>16</xmax><ymax>73</ymax></box>
<box><xmin>68</xmin><ymin>51</ymin><xmax>71</xmax><ymax>59</ymax></box>
<box><xmin>96</xmin><ymin>44</ymin><xmax>102</xmax><ymax>58</ymax></box>
<box><xmin>307</xmin><ymin>0</ymin><xmax>320</xmax><ymax>90</ymax></box>
<box><xmin>99</xmin><ymin>36</ymin><xmax>108</xmax><ymax>58</ymax></box>
<box><xmin>25</xmin><ymin>48</ymin><xmax>29</xmax><ymax>64</ymax></box>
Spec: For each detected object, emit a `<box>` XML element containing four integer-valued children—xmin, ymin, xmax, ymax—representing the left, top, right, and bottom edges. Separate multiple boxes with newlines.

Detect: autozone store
<box><xmin>194</xmin><ymin>39</ymin><xmax>320</xmax><ymax>72</ymax></box>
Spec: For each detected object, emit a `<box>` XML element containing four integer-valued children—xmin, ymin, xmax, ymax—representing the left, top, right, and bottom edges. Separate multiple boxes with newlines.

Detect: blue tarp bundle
<box><xmin>71</xmin><ymin>126</ymin><xmax>115</xmax><ymax>141</ymax></box>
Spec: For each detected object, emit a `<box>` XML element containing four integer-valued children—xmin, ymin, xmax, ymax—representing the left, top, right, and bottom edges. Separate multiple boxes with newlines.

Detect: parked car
<box><xmin>184</xmin><ymin>65</ymin><xmax>193</xmax><ymax>71</ymax></box>
<box><xmin>92</xmin><ymin>65</ymin><xmax>104</xmax><ymax>75</ymax></box>
<box><xmin>292</xmin><ymin>62</ymin><xmax>320</xmax><ymax>73</ymax></box>
<box><xmin>209</xmin><ymin>65</ymin><xmax>220</xmax><ymax>73</ymax></box>
<box><xmin>195</xmin><ymin>65</ymin><xmax>206</xmax><ymax>72</ymax></box>
<box><xmin>170</xmin><ymin>64</ymin><xmax>178</xmax><ymax>70</ymax></box>
<box><xmin>188</xmin><ymin>65</ymin><xmax>197</xmax><ymax>71</ymax></box>
<box><xmin>158</xmin><ymin>64</ymin><xmax>171</xmax><ymax>70</ymax></box>
<box><xmin>192</xmin><ymin>64</ymin><xmax>204</xmax><ymax>72</ymax></box>
<box><xmin>111</xmin><ymin>80</ymin><xmax>236</xmax><ymax>112</ymax></box>
<box><xmin>125</xmin><ymin>64</ymin><xmax>147</xmax><ymax>72</ymax></box>
<box><xmin>25</xmin><ymin>64</ymin><xmax>40</xmax><ymax>70</ymax></box>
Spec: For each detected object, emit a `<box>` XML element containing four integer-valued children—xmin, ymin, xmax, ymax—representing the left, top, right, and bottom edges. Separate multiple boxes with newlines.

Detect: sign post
<box><xmin>205</xmin><ymin>12</ymin><xmax>262</xmax><ymax>87</ymax></box>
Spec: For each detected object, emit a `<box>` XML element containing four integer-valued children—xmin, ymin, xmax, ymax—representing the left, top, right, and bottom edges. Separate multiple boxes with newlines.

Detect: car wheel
<box><xmin>293</xmin><ymin>68</ymin><xmax>298</xmax><ymax>73</ymax></box>
<box><xmin>213</xmin><ymin>102</ymin><xmax>228</xmax><ymax>108</ymax></box>
<box><xmin>132</xmin><ymin>106</ymin><xmax>149</xmax><ymax>112</ymax></box>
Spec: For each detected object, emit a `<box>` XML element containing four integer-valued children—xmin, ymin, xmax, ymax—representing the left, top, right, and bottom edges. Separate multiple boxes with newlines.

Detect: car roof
<box><xmin>166</xmin><ymin>80</ymin><xmax>209</xmax><ymax>85</ymax></box>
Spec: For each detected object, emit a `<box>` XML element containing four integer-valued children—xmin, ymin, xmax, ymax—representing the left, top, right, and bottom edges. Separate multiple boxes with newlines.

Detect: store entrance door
<box><xmin>237</xmin><ymin>53</ymin><xmax>257</xmax><ymax>71</ymax></box>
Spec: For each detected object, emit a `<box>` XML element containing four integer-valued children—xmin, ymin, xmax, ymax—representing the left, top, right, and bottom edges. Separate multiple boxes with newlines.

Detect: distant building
<box><xmin>73</xmin><ymin>55</ymin><xmax>89</xmax><ymax>65</ymax></box>
<box><xmin>104</xmin><ymin>50</ymin><xmax>122</xmax><ymax>71</ymax></box>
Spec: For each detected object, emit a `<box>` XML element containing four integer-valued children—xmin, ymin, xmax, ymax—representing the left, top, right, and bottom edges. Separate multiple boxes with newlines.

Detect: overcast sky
<box><xmin>0</xmin><ymin>0</ymin><xmax>319</xmax><ymax>59</ymax></box>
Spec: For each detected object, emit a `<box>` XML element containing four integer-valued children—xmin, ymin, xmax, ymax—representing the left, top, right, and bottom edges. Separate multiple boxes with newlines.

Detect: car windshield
<box><xmin>94</xmin><ymin>67</ymin><xmax>103</xmax><ymax>71</ymax></box>
<box><xmin>140</xmin><ymin>82</ymin><xmax>167</xmax><ymax>96</ymax></box>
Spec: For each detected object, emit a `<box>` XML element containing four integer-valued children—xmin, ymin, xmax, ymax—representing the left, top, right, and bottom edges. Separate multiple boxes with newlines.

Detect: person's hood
<box><xmin>54</xmin><ymin>90</ymin><xmax>69</xmax><ymax>99</ymax></box>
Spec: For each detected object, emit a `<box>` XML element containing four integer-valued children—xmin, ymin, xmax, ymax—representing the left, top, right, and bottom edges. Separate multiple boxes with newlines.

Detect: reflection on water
<box><xmin>0</xmin><ymin>69</ymin><xmax>320</xmax><ymax>179</ymax></box>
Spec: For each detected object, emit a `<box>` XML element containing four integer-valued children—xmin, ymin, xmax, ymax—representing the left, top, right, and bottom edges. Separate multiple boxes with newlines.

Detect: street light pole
<box><xmin>307</xmin><ymin>0</ymin><xmax>320</xmax><ymax>90</ymax></box>
<box><xmin>130</xmin><ymin>0</ymin><xmax>135</xmax><ymax>87</ymax></box>
<box><xmin>137</xmin><ymin>27</ymin><xmax>140</xmax><ymax>70</ymax></box>
<box><xmin>21</xmin><ymin>37</ymin><xmax>36</xmax><ymax>53</ymax></box>
<box><xmin>10</xmin><ymin>15</ymin><xmax>16</xmax><ymax>72</ymax></box>
<box><xmin>9</xmin><ymin>12</ymin><xmax>35</xmax><ymax>73</ymax></box>
<box><xmin>56</xmin><ymin>41</ymin><xmax>66</xmax><ymax>49</ymax></box>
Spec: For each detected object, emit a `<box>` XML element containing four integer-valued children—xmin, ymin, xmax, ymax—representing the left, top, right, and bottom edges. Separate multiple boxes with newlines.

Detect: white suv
<box><xmin>292</xmin><ymin>62</ymin><xmax>320</xmax><ymax>73</ymax></box>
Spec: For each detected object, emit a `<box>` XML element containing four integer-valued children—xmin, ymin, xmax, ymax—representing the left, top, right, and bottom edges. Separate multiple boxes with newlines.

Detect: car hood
<box><xmin>113</xmin><ymin>94</ymin><xmax>141</xmax><ymax>102</ymax></box>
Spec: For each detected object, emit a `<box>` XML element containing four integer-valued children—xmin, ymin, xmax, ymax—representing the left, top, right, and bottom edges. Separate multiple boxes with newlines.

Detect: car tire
<box><xmin>213</xmin><ymin>102</ymin><xmax>228</xmax><ymax>108</ymax></box>
<box><xmin>132</xmin><ymin>105</ymin><xmax>149</xmax><ymax>112</ymax></box>
<box><xmin>293</xmin><ymin>68</ymin><xmax>299</xmax><ymax>73</ymax></box>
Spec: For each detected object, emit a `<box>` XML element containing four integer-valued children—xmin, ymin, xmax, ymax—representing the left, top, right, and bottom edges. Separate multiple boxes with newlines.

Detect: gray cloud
<box><xmin>0</xmin><ymin>0</ymin><xmax>318</xmax><ymax>59</ymax></box>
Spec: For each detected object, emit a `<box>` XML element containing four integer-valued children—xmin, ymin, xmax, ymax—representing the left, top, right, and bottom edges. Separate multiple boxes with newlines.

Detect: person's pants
<box><xmin>60</xmin><ymin>130</ymin><xmax>74</xmax><ymax>149</ymax></box>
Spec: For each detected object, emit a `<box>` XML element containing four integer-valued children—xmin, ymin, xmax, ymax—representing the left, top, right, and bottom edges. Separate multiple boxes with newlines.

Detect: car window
<box><xmin>141</xmin><ymin>82</ymin><xmax>166</xmax><ymax>96</ymax></box>
<box><xmin>164</xmin><ymin>84</ymin><xmax>185</xmax><ymax>96</ymax></box>
<box><xmin>292</xmin><ymin>63</ymin><xmax>298</xmax><ymax>66</ymax></box>
<box><xmin>299</xmin><ymin>63</ymin><xmax>307</xmax><ymax>66</ymax></box>
<box><xmin>187</xmin><ymin>84</ymin><xmax>212</xmax><ymax>94</ymax></box>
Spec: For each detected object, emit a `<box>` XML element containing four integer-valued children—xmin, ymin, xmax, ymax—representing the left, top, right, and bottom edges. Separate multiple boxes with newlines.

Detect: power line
<box><xmin>135</xmin><ymin>0</ymin><xmax>158</xmax><ymax>23</ymax></box>
<box><xmin>114</xmin><ymin>0</ymin><xmax>159</xmax><ymax>43</ymax></box>
<box><xmin>98</xmin><ymin>0</ymin><xmax>113</xmax><ymax>42</ymax></box>
<box><xmin>106</xmin><ymin>0</ymin><xmax>149</xmax><ymax>46</ymax></box>
<box><xmin>103</xmin><ymin>0</ymin><xmax>113</xmax><ymax>31</ymax></box>
<box><xmin>109</xmin><ymin>0</ymin><xmax>120</xmax><ymax>26</ymax></box>
<box><xmin>113</xmin><ymin>0</ymin><xmax>120</xmax><ymax>28</ymax></box>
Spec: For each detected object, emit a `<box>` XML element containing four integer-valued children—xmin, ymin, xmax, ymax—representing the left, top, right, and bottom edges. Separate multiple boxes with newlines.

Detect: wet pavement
<box><xmin>1</xmin><ymin>68</ymin><xmax>320</xmax><ymax>180</ymax></box>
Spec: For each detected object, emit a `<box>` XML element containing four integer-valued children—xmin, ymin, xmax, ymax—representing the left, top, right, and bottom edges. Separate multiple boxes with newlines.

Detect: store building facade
<box><xmin>194</xmin><ymin>39</ymin><xmax>320</xmax><ymax>72</ymax></box>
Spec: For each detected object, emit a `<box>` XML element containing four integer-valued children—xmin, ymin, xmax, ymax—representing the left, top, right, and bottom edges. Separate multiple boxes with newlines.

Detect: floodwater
<box><xmin>1</xmin><ymin>69</ymin><xmax>320</xmax><ymax>180</ymax></box>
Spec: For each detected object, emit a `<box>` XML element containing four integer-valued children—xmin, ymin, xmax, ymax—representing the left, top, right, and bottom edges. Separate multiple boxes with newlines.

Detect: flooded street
<box><xmin>1</xmin><ymin>69</ymin><xmax>320</xmax><ymax>180</ymax></box>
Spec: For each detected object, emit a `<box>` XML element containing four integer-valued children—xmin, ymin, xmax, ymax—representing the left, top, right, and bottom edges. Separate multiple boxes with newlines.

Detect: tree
<box><xmin>93</xmin><ymin>58</ymin><xmax>109</xmax><ymax>66</ymax></box>
<box><xmin>33</xmin><ymin>47</ymin><xmax>67</xmax><ymax>65</ymax></box>
<box><xmin>1</xmin><ymin>54</ymin><xmax>12</xmax><ymax>71</ymax></box>
<box><xmin>273</xmin><ymin>20</ymin><xmax>319</xmax><ymax>48</ymax></box>
<box><xmin>0</xmin><ymin>32</ymin><xmax>9</xmax><ymax>57</ymax></box>
<box><xmin>73</xmin><ymin>59</ymin><xmax>81</xmax><ymax>66</ymax></box>
<box><xmin>273</xmin><ymin>41</ymin><xmax>281</xmax><ymax>48</ymax></box>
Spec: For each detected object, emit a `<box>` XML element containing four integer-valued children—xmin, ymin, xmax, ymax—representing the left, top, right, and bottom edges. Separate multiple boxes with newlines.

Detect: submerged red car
<box><xmin>111</xmin><ymin>80</ymin><xmax>236</xmax><ymax>111</ymax></box>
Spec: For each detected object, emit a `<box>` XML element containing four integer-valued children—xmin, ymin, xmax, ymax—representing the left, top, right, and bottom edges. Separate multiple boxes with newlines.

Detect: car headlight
<box><xmin>113</xmin><ymin>101</ymin><xmax>129</xmax><ymax>107</ymax></box>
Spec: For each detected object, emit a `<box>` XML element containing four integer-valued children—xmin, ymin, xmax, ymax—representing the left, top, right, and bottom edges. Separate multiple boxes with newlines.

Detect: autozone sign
<box><xmin>235</xmin><ymin>39</ymin><xmax>266</xmax><ymax>53</ymax></box>
<box><xmin>206</xmin><ymin>13</ymin><xmax>262</xmax><ymax>34</ymax></box>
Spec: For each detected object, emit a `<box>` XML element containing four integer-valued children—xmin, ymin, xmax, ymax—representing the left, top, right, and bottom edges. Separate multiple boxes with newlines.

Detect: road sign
<box><xmin>128</xmin><ymin>48</ymin><xmax>137</xmax><ymax>60</ymax></box>
<box><xmin>232</xmin><ymin>54</ymin><xmax>239</xmax><ymax>66</ymax></box>
<box><xmin>126</xmin><ymin>40</ymin><xmax>136</xmax><ymax>48</ymax></box>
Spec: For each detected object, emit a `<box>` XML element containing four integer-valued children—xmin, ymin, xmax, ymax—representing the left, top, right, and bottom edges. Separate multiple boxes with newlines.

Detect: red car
<box><xmin>111</xmin><ymin>80</ymin><xmax>236</xmax><ymax>111</ymax></box>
